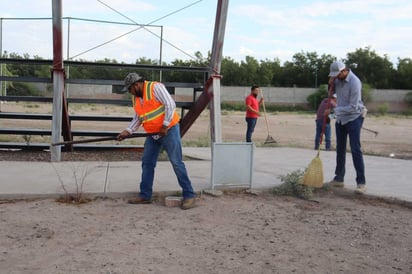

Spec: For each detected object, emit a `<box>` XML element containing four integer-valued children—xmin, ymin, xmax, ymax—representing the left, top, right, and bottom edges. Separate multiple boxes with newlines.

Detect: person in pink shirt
<box><xmin>245</xmin><ymin>85</ymin><xmax>263</xmax><ymax>142</ymax></box>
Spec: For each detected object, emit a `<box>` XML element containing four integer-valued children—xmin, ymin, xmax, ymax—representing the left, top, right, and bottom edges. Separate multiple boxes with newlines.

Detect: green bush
<box><xmin>405</xmin><ymin>91</ymin><xmax>412</xmax><ymax>108</ymax></box>
<box><xmin>377</xmin><ymin>103</ymin><xmax>389</xmax><ymax>115</ymax></box>
<box><xmin>273</xmin><ymin>169</ymin><xmax>314</xmax><ymax>200</ymax></box>
<box><xmin>307</xmin><ymin>84</ymin><xmax>328</xmax><ymax>111</ymax></box>
<box><xmin>6</xmin><ymin>82</ymin><xmax>41</xmax><ymax>96</ymax></box>
<box><xmin>362</xmin><ymin>83</ymin><xmax>372</xmax><ymax>103</ymax></box>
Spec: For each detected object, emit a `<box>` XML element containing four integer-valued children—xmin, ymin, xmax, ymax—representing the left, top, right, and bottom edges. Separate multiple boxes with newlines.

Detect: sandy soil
<box><xmin>0</xmin><ymin>192</ymin><xmax>411</xmax><ymax>274</ymax></box>
<box><xmin>1</xmin><ymin>102</ymin><xmax>412</xmax><ymax>273</ymax></box>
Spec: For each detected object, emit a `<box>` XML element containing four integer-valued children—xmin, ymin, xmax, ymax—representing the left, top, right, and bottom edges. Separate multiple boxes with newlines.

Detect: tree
<box><xmin>258</xmin><ymin>58</ymin><xmax>281</xmax><ymax>87</ymax></box>
<box><xmin>280</xmin><ymin>51</ymin><xmax>320</xmax><ymax>87</ymax></box>
<box><xmin>315</xmin><ymin>54</ymin><xmax>337</xmax><ymax>87</ymax></box>
<box><xmin>1</xmin><ymin>47</ymin><xmax>409</xmax><ymax>90</ymax></box>
<box><xmin>221</xmin><ymin>56</ymin><xmax>241</xmax><ymax>86</ymax></box>
<box><xmin>395</xmin><ymin>58</ymin><xmax>412</xmax><ymax>89</ymax></box>
<box><xmin>346</xmin><ymin>46</ymin><xmax>395</xmax><ymax>88</ymax></box>
<box><xmin>239</xmin><ymin>56</ymin><xmax>259</xmax><ymax>86</ymax></box>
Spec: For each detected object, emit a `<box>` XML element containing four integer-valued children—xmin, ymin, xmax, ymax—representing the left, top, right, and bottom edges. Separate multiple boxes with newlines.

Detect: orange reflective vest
<box><xmin>133</xmin><ymin>81</ymin><xmax>180</xmax><ymax>133</ymax></box>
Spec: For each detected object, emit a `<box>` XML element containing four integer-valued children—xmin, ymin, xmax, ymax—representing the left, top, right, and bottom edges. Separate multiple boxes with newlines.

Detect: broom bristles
<box><xmin>302</xmin><ymin>154</ymin><xmax>324</xmax><ymax>188</ymax></box>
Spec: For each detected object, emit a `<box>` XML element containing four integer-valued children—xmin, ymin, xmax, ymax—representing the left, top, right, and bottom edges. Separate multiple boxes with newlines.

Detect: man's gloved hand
<box><xmin>117</xmin><ymin>130</ymin><xmax>131</xmax><ymax>141</ymax></box>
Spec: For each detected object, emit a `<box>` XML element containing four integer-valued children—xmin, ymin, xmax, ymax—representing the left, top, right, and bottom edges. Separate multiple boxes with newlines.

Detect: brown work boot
<box><xmin>181</xmin><ymin>198</ymin><xmax>196</xmax><ymax>210</ymax></box>
<box><xmin>128</xmin><ymin>196</ymin><xmax>152</xmax><ymax>204</ymax></box>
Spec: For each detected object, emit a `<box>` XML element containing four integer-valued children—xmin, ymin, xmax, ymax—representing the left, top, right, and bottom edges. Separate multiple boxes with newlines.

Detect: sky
<box><xmin>1</xmin><ymin>0</ymin><xmax>412</xmax><ymax>66</ymax></box>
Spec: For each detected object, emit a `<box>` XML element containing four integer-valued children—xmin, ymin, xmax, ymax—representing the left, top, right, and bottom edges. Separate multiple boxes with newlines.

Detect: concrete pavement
<box><xmin>0</xmin><ymin>147</ymin><xmax>411</xmax><ymax>203</ymax></box>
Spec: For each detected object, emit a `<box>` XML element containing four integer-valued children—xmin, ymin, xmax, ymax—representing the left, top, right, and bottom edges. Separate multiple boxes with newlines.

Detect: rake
<box><xmin>261</xmin><ymin>89</ymin><xmax>277</xmax><ymax>144</ymax></box>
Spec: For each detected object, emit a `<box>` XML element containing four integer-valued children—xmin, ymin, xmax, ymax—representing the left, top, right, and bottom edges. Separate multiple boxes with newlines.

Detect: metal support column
<box><xmin>159</xmin><ymin>25</ymin><xmax>163</xmax><ymax>81</ymax></box>
<box><xmin>209</xmin><ymin>0</ymin><xmax>229</xmax><ymax>143</ymax></box>
<box><xmin>50</xmin><ymin>0</ymin><xmax>64</xmax><ymax>161</ymax></box>
<box><xmin>0</xmin><ymin>18</ymin><xmax>3</xmax><ymax>98</ymax></box>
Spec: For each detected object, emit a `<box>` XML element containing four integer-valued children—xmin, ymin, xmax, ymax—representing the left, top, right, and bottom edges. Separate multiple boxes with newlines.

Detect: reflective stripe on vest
<box><xmin>138</xmin><ymin>105</ymin><xmax>165</xmax><ymax>123</ymax></box>
<box><xmin>145</xmin><ymin>81</ymin><xmax>155</xmax><ymax>101</ymax></box>
<box><xmin>137</xmin><ymin>81</ymin><xmax>164</xmax><ymax>123</ymax></box>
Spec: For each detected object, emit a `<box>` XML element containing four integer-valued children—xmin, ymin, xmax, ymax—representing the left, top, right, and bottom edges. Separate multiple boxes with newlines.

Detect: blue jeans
<box><xmin>315</xmin><ymin>119</ymin><xmax>331</xmax><ymax>150</ymax></box>
<box><xmin>334</xmin><ymin>116</ymin><xmax>366</xmax><ymax>185</ymax></box>
<box><xmin>139</xmin><ymin>124</ymin><xmax>195</xmax><ymax>200</ymax></box>
<box><xmin>245</xmin><ymin>117</ymin><xmax>257</xmax><ymax>142</ymax></box>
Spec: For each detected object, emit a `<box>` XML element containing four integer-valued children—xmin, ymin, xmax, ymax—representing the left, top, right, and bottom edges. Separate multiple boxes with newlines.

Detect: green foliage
<box><xmin>220</xmin><ymin>102</ymin><xmax>245</xmax><ymax>112</ymax></box>
<box><xmin>3</xmin><ymin>52</ymin><xmax>50</xmax><ymax>78</ymax></box>
<box><xmin>7</xmin><ymin>82</ymin><xmax>41</xmax><ymax>96</ymax></box>
<box><xmin>362</xmin><ymin>83</ymin><xmax>373</xmax><ymax>103</ymax></box>
<box><xmin>220</xmin><ymin>102</ymin><xmax>307</xmax><ymax>112</ymax></box>
<box><xmin>395</xmin><ymin>58</ymin><xmax>412</xmax><ymax>89</ymax></box>
<box><xmin>273</xmin><ymin>169</ymin><xmax>314</xmax><ymax>200</ymax></box>
<box><xmin>346</xmin><ymin>46</ymin><xmax>395</xmax><ymax>89</ymax></box>
<box><xmin>280</xmin><ymin>52</ymin><xmax>336</xmax><ymax>88</ymax></box>
<box><xmin>377</xmin><ymin>103</ymin><xmax>389</xmax><ymax>115</ymax></box>
<box><xmin>3</xmin><ymin>47</ymin><xmax>412</xmax><ymax>91</ymax></box>
<box><xmin>405</xmin><ymin>91</ymin><xmax>412</xmax><ymax>108</ymax></box>
<box><xmin>182</xmin><ymin>136</ymin><xmax>210</xmax><ymax>147</ymax></box>
<box><xmin>307</xmin><ymin>84</ymin><xmax>328</xmax><ymax>111</ymax></box>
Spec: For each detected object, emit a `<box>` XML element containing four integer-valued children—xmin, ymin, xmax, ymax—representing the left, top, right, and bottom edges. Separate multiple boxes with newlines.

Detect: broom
<box><xmin>261</xmin><ymin>89</ymin><xmax>277</xmax><ymax>144</ymax></box>
<box><xmin>302</xmin><ymin>83</ymin><xmax>334</xmax><ymax>188</ymax></box>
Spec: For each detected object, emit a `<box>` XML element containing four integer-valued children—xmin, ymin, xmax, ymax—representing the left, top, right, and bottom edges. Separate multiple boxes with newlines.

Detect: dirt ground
<box><xmin>1</xmin><ymin>192</ymin><xmax>411</xmax><ymax>274</ymax></box>
<box><xmin>1</xmin><ymin>102</ymin><xmax>412</xmax><ymax>273</ymax></box>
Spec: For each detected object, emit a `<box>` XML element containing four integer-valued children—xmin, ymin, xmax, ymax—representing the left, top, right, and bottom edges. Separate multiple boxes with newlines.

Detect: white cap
<box><xmin>329</xmin><ymin>61</ymin><xmax>346</xmax><ymax>77</ymax></box>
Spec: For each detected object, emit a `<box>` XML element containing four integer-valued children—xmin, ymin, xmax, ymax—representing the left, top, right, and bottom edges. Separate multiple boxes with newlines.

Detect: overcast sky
<box><xmin>1</xmin><ymin>0</ymin><xmax>411</xmax><ymax>66</ymax></box>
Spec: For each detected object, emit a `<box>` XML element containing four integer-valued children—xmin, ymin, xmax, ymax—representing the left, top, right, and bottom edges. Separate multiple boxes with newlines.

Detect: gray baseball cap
<box><xmin>121</xmin><ymin>73</ymin><xmax>142</xmax><ymax>92</ymax></box>
<box><xmin>329</xmin><ymin>61</ymin><xmax>346</xmax><ymax>77</ymax></box>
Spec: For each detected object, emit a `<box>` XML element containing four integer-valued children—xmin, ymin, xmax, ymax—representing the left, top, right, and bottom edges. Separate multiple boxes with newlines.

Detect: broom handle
<box><xmin>260</xmin><ymin>89</ymin><xmax>271</xmax><ymax>133</ymax></box>
<box><xmin>319</xmin><ymin>81</ymin><xmax>334</xmax><ymax>145</ymax></box>
<box><xmin>52</xmin><ymin>132</ymin><xmax>156</xmax><ymax>146</ymax></box>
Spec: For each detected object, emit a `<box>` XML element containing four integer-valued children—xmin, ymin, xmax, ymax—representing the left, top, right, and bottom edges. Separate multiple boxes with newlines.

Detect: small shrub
<box><xmin>53</xmin><ymin>163</ymin><xmax>96</xmax><ymax>204</ymax></box>
<box><xmin>405</xmin><ymin>91</ymin><xmax>412</xmax><ymax>108</ymax></box>
<box><xmin>273</xmin><ymin>169</ymin><xmax>313</xmax><ymax>200</ymax></box>
<box><xmin>7</xmin><ymin>82</ymin><xmax>41</xmax><ymax>96</ymax></box>
<box><xmin>361</xmin><ymin>83</ymin><xmax>373</xmax><ymax>103</ymax></box>
<box><xmin>377</xmin><ymin>103</ymin><xmax>389</xmax><ymax>116</ymax></box>
<box><xmin>307</xmin><ymin>84</ymin><xmax>328</xmax><ymax>111</ymax></box>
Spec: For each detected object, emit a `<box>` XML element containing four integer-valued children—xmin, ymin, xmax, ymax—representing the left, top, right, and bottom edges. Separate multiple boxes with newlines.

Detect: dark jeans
<box><xmin>334</xmin><ymin>116</ymin><xmax>366</xmax><ymax>185</ymax></box>
<box><xmin>245</xmin><ymin>117</ymin><xmax>257</xmax><ymax>142</ymax></box>
<box><xmin>315</xmin><ymin>119</ymin><xmax>331</xmax><ymax>150</ymax></box>
<box><xmin>139</xmin><ymin>124</ymin><xmax>195</xmax><ymax>200</ymax></box>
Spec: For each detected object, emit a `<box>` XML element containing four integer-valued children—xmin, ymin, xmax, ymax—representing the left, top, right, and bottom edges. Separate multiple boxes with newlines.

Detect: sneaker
<box><xmin>128</xmin><ymin>196</ymin><xmax>152</xmax><ymax>204</ymax></box>
<box><xmin>328</xmin><ymin>180</ymin><xmax>344</xmax><ymax>188</ymax></box>
<box><xmin>355</xmin><ymin>184</ymin><xmax>366</xmax><ymax>194</ymax></box>
<box><xmin>181</xmin><ymin>198</ymin><xmax>196</xmax><ymax>210</ymax></box>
